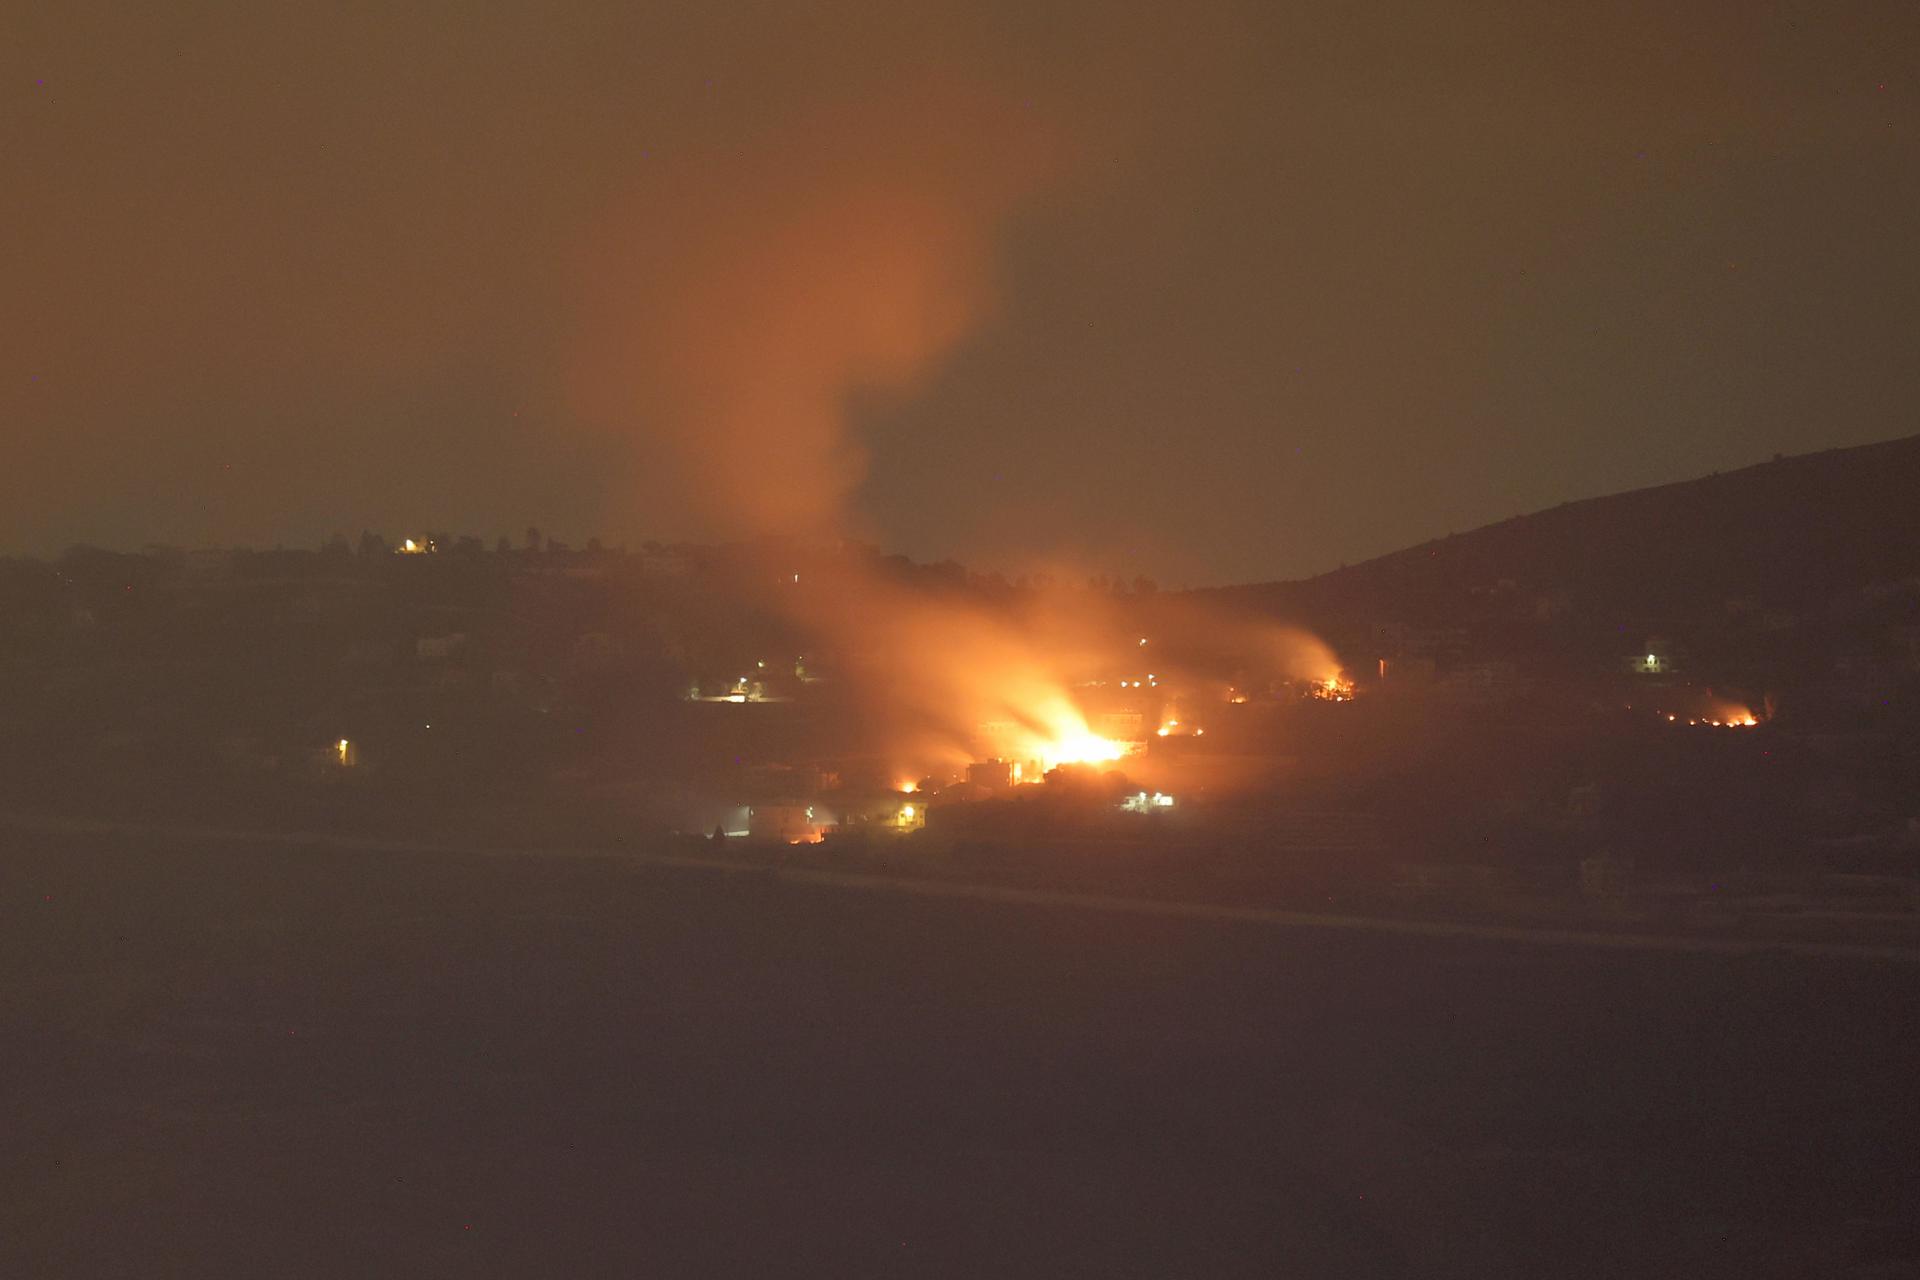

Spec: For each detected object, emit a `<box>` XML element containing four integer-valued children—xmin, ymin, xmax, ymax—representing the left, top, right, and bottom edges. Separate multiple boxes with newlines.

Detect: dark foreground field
<box><xmin>5</xmin><ymin>831</ymin><xmax>1918</xmax><ymax>1278</ymax></box>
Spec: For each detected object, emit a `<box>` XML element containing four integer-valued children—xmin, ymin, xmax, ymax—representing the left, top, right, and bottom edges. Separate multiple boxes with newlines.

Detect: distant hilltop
<box><xmin>1206</xmin><ymin>432</ymin><xmax>1920</xmax><ymax>629</ymax></box>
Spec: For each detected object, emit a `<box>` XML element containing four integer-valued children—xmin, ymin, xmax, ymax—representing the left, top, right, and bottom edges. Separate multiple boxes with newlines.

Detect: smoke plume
<box><xmin>571</xmin><ymin>80</ymin><xmax>1334</xmax><ymax>784</ymax></box>
<box><xmin>572</xmin><ymin>82</ymin><xmax>1056</xmax><ymax>540</ymax></box>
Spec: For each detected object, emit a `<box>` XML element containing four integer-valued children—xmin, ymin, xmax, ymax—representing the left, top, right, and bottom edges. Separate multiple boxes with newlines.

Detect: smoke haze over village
<box><xmin>7</xmin><ymin>1</ymin><xmax>1917</xmax><ymax>583</ymax></box>
<box><xmin>10</xmin><ymin>5</ymin><xmax>1920</xmax><ymax>1275</ymax></box>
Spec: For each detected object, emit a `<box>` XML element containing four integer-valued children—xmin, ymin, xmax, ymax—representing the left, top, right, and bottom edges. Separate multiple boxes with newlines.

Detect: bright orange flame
<box><xmin>1310</xmin><ymin>673</ymin><xmax>1355</xmax><ymax>702</ymax></box>
<box><xmin>1693</xmin><ymin>701</ymin><xmax>1761</xmax><ymax>728</ymax></box>
<box><xmin>1678</xmin><ymin>706</ymin><xmax>1759</xmax><ymax>728</ymax></box>
<box><xmin>777</xmin><ymin>555</ymin><xmax>1333</xmax><ymax>792</ymax></box>
<box><xmin>1036</xmin><ymin>726</ymin><xmax>1127</xmax><ymax>771</ymax></box>
<box><xmin>979</xmin><ymin>698</ymin><xmax>1129</xmax><ymax>777</ymax></box>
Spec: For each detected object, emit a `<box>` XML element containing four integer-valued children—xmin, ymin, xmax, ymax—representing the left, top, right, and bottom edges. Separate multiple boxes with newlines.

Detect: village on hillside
<box><xmin>7</xmin><ymin>439</ymin><xmax>1920</xmax><ymax>946</ymax></box>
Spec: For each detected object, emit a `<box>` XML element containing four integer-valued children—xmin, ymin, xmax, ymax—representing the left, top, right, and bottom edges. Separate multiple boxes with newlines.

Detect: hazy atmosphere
<box><xmin>9</xmin><ymin>1</ymin><xmax>1915</xmax><ymax>582</ymax></box>
<box><xmin>9</xmin><ymin>6</ymin><xmax>1920</xmax><ymax>1276</ymax></box>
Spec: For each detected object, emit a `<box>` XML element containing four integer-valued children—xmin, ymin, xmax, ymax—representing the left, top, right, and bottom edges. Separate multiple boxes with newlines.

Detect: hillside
<box><xmin>1211</xmin><ymin>432</ymin><xmax>1920</xmax><ymax>630</ymax></box>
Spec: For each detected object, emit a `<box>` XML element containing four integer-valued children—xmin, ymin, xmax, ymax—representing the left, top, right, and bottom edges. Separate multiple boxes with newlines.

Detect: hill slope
<box><xmin>1211</xmin><ymin>433</ymin><xmax>1920</xmax><ymax>628</ymax></box>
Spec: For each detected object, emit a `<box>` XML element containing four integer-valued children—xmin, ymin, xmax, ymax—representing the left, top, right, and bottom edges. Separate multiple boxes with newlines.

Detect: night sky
<box><xmin>7</xmin><ymin>2</ymin><xmax>1916</xmax><ymax>585</ymax></box>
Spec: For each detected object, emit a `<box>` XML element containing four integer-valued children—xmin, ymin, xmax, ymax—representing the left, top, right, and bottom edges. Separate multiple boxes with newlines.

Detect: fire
<box><xmin>1309</xmin><ymin>673</ymin><xmax>1354</xmax><ymax>702</ymax></box>
<box><xmin>978</xmin><ymin>700</ymin><xmax>1130</xmax><ymax>778</ymax></box>
<box><xmin>1036</xmin><ymin>726</ymin><xmax>1127</xmax><ymax>771</ymax></box>
<box><xmin>762</xmin><ymin>553</ymin><xmax>1337</xmax><ymax>797</ymax></box>
<box><xmin>1666</xmin><ymin>701</ymin><xmax>1760</xmax><ymax>728</ymax></box>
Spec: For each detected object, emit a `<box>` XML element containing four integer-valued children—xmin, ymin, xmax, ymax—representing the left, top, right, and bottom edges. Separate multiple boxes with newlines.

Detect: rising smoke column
<box><xmin>570</xmin><ymin>83</ymin><xmax>1114</xmax><ymax>771</ymax></box>
<box><xmin>572</xmin><ymin>87</ymin><xmax>1346</xmax><ymax>779</ymax></box>
<box><xmin>571</xmin><ymin>83</ymin><xmax>1058</xmax><ymax>540</ymax></box>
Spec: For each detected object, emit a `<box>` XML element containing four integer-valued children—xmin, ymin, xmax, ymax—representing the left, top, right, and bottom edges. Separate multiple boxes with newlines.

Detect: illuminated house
<box><xmin>689</xmin><ymin>673</ymin><xmax>779</xmax><ymax>702</ymax></box>
<box><xmin>300</xmin><ymin>736</ymin><xmax>360</xmax><ymax>778</ymax></box>
<box><xmin>834</xmin><ymin>792</ymin><xmax>926</xmax><ymax>833</ymax></box>
<box><xmin>1625</xmin><ymin>637</ymin><xmax>1680</xmax><ymax>676</ymax></box>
